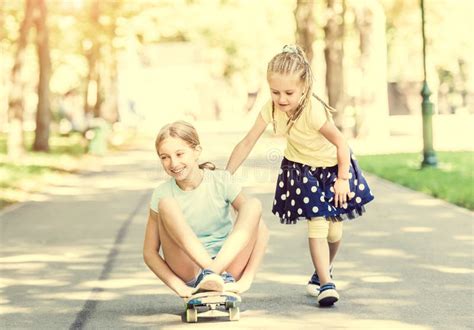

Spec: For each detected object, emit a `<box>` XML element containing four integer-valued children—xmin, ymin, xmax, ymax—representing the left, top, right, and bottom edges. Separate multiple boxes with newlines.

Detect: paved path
<box><xmin>1</xmin><ymin>132</ymin><xmax>472</xmax><ymax>329</ymax></box>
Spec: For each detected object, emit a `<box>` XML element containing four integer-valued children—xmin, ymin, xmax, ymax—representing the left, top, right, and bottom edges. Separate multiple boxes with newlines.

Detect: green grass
<box><xmin>0</xmin><ymin>132</ymin><xmax>87</xmax><ymax>209</ymax></box>
<box><xmin>357</xmin><ymin>152</ymin><xmax>474</xmax><ymax>210</ymax></box>
<box><xmin>0</xmin><ymin>126</ymin><xmax>141</xmax><ymax>209</ymax></box>
<box><xmin>0</xmin><ymin>132</ymin><xmax>86</xmax><ymax>156</ymax></box>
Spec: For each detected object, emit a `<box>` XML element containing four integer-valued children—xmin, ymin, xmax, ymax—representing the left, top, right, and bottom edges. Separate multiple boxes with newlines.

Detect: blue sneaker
<box><xmin>317</xmin><ymin>282</ymin><xmax>339</xmax><ymax>306</ymax></box>
<box><xmin>221</xmin><ymin>271</ymin><xmax>236</xmax><ymax>284</ymax></box>
<box><xmin>193</xmin><ymin>268</ymin><xmax>224</xmax><ymax>293</ymax></box>
<box><xmin>306</xmin><ymin>265</ymin><xmax>334</xmax><ymax>297</ymax></box>
<box><xmin>221</xmin><ymin>271</ymin><xmax>240</xmax><ymax>293</ymax></box>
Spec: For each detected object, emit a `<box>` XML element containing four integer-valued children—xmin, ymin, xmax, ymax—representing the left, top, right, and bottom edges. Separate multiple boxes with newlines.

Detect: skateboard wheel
<box><xmin>186</xmin><ymin>308</ymin><xmax>198</xmax><ymax>323</ymax></box>
<box><xmin>229</xmin><ymin>307</ymin><xmax>240</xmax><ymax>321</ymax></box>
<box><xmin>225</xmin><ymin>301</ymin><xmax>237</xmax><ymax>309</ymax></box>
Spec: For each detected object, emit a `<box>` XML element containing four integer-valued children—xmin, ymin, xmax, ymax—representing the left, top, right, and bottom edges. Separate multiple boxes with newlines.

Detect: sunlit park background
<box><xmin>0</xmin><ymin>0</ymin><xmax>473</xmax><ymax>210</ymax></box>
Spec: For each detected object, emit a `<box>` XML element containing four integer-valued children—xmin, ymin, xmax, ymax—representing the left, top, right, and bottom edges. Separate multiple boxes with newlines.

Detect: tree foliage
<box><xmin>1</xmin><ymin>0</ymin><xmax>472</xmax><ymax>156</ymax></box>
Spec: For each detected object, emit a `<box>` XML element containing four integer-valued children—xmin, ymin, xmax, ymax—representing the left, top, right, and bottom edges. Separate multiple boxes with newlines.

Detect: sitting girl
<box><xmin>143</xmin><ymin>121</ymin><xmax>269</xmax><ymax>297</ymax></box>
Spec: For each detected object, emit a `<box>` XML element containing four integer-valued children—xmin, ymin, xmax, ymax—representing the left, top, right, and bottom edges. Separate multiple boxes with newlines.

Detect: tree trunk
<box><xmin>107</xmin><ymin>17</ymin><xmax>120</xmax><ymax>123</ymax></box>
<box><xmin>324</xmin><ymin>0</ymin><xmax>346</xmax><ymax>131</ymax></box>
<box><xmin>93</xmin><ymin>63</ymin><xmax>102</xmax><ymax>118</ymax></box>
<box><xmin>104</xmin><ymin>56</ymin><xmax>119</xmax><ymax>122</ymax></box>
<box><xmin>0</xmin><ymin>0</ymin><xmax>6</xmax><ymax>129</ymax></box>
<box><xmin>32</xmin><ymin>0</ymin><xmax>51</xmax><ymax>152</ymax></box>
<box><xmin>0</xmin><ymin>0</ymin><xmax>4</xmax><ymax>41</ymax></box>
<box><xmin>84</xmin><ymin>0</ymin><xmax>101</xmax><ymax>119</ymax></box>
<box><xmin>294</xmin><ymin>0</ymin><xmax>315</xmax><ymax>63</ymax></box>
<box><xmin>7</xmin><ymin>0</ymin><xmax>35</xmax><ymax>158</ymax></box>
<box><xmin>353</xmin><ymin>0</ymin><xmax>389</xmax><ymax>140</ymax></box>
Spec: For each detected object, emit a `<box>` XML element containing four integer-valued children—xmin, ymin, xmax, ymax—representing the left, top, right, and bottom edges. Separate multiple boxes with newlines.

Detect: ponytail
<box><xmin>199</xmin><ymin>162</ymin><xmax>216</xmax><ymax>170</ymax></box>
<box><xmin>312</xmin><ymin>92</ymin><xmax>336</xmax><ymax>113</ymax></box>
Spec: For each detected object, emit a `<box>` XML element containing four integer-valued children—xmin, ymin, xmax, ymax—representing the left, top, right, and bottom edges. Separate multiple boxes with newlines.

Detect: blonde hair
<box><xmin>267</xmin><ymin>44</ymin><xmax>335</xmax><ymax>134</ymax></box>
<box><xmin>155</xmin><ymin>121</ymin><xmax>216</xmax><ymax>170</ymax></box>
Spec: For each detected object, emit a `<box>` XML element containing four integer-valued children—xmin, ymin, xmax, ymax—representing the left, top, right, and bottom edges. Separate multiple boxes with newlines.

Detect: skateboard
<box><xmin>184</xmin><ymin>291</ymin><xmax>241</xmax><ymax>323</ymax></box>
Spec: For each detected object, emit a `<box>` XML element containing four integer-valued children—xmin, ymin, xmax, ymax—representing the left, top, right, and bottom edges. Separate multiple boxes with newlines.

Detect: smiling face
<box><xmin>267</xmin><ymin>72</ymin><xmax>305</xmax><ymax>115</ymax></box>
<box><xmin>157</xmin><ymin>136</ymin><xmax>201</xmax><ymax>182</ymax></box>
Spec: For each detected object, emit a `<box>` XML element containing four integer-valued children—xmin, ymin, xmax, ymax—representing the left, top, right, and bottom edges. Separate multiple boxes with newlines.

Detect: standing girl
<box><xmin>226</xmin><ymin>45</ymin><xmax>374</xmax><ymax>306</ymax></box>
<box><xmin>144</xmin><ymin>121</ymin><xmax>268</xmax><ymax>298</ymax></box>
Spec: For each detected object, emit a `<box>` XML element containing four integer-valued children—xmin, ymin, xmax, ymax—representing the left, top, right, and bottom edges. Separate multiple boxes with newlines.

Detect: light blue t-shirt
<box><xmin>150</xmin><ymin>169</ymin><xmax>241</xmax><ymax>256</ymax></box>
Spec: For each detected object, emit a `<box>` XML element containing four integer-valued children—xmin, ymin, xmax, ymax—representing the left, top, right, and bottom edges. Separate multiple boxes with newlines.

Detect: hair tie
<box><xmin>282</xmin><ymin>44</ymin><xmax>298</xmax><ymax>54</ymax></box>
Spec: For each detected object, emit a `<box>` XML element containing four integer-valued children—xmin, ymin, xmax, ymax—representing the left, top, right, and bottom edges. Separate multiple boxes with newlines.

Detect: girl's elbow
<box><xmin>143</xmin><ymin>251</ymin><xmax>149</xmax><ymax>265</ymax></box>
<box><xmin>338</xmin><ymin>137</ymin><xmax>350</xmax><ymax>149</ymax></box>
<box><xmin>143</xmin><ymin>249</ymin><xmax>154</xmax><ymax>265</ymax></box>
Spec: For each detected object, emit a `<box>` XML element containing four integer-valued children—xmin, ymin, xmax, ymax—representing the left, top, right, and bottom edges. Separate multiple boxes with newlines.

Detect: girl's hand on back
<box><xmin>333</xmin><ymin>178</ymin><xmax>350</xmax><ymax>208</ymax></box>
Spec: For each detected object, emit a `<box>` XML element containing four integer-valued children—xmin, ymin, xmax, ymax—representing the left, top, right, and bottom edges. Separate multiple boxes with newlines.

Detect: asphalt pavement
<box><xmin>1</xmin><ymin>131</ymin><xmax>472</xmax><ymax>329</ymax></box>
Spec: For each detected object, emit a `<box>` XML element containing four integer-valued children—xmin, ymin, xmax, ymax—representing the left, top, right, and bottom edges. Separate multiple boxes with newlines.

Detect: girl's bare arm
<box><xmin>319</xmin><ymin>120</ymin><xmax>350</xmax><ymax>178</ymax></box>
<box><xmin>319</xmin><ymin>120</ymin><xmax>351</xmax><ymax>207</ymax></box>
<box><xmin>225</xmin><ymin>114</ymin><xmax>268</xmax><ymax>174</ymax></box>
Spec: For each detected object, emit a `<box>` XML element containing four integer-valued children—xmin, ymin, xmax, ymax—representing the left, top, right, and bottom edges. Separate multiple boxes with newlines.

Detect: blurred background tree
<box><xmin>0</xmin><ymin>0</ymin><xmax>472</xmax><ymax>156</ymax></box>
<box><xmin>323</xmin><ymin>0</ymin><xmax>345</xmax><ymax>130</ymax></box>
<box><xmin>5</xmin><ymin>0</ymin><xmax>34</xmax><ymax>157</ymax></box>
<box><xmin>32</xmin><ymin>0</ymin><xmax>51</xmax><ymax>152</ymax></box>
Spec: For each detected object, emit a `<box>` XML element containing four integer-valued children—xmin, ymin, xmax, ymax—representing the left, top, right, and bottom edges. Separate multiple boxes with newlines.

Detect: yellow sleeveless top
<box><xmin>260</xmin><ymin>97</ymin><xmax>338</xmax><ymax>167</ymax></box>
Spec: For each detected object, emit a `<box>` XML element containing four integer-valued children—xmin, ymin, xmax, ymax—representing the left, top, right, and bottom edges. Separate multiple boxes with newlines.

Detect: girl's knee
<box><xmin>308</xmin><ymin>217</ymin><xmax>343</xmax><ymax>242</ymax></box>
<box><xmin>307</xmin><ymin>217</ymin><xmax>329</xmax><ymax>239</ymax></box>
<box><xmin>327</xmin><ymin>221</ymin><xmax>343</xmax><ymax>243</ymax></box>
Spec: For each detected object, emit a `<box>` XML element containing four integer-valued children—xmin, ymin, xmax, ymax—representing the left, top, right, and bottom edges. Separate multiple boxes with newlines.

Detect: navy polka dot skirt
<box><xmin>272</xmin><ymin>154</ymin><xmax>374</xmax><ymax>224</ymax></box>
